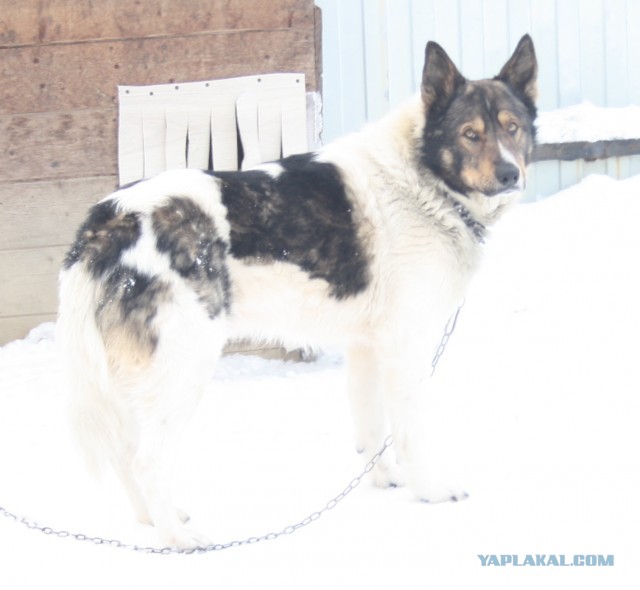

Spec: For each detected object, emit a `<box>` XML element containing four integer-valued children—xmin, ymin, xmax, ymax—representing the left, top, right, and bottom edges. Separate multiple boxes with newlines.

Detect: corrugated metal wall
<box><xmin>316</xmin><ymin>0</ymin><xmax>640</xmax><ymax>200</ymax></box>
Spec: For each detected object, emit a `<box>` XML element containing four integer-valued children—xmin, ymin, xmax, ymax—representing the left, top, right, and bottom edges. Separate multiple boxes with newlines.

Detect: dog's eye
<box><xmin>463</xmin><ymin>128</ymin><xmax>479</xmax><ymax>141</ymax></box>
<box><xmin>507</xmin><ymin>122</ymin><xmax>519</xmax><ymax>135</ymax></box>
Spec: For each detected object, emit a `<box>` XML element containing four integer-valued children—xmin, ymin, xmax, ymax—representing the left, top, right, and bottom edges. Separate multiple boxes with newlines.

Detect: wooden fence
<box><xmin>0</xmin><ymin>0</ymin><xmax>321</xmax><ymax>344</ymax></box>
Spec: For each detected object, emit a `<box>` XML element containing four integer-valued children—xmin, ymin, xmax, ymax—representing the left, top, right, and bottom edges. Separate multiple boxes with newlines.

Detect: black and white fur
<box><xmin>58</xmin><ymin>36</ymin><xmax>538</xmax><ymax>548</ymax></box>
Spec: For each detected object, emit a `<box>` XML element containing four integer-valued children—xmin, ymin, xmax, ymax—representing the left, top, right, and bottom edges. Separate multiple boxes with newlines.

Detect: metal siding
<box><xmin>628</xmin><ymin>0</ymin><xmax>640</xmax><ymax>103</ymax></box>
<box><xmin>482</xmin><ymin>0</ymin><xmax>511</xmax><ymax>75</ymax></box>
<box><xmin>579</xmin><ymin>0</ymin><xmax>606</xmax><ymax>105</ymax></box>
<box><xmin>410</xmin><ymin>0</ymin><xmax>437</xmax><ymax>85</ymax></box>
<box><xmin>557</xmin><ymin>0</ymin><xmax>582</xmax><ymax>107</ymax></box>
<box><xmin>459</xmin><ymin>0</ymin><xmax>484</xmax><ymax>79</ymax></box>
<box><xmin>363</xmin><ymin>0</ymin><xmax>390</xmax><ymax>121</ymax></box>
<box><xmin>387</xmin><ymin>0</ymin><xmax>416</xmax><ymax>107</ymax></box>
<box><xmin>604</xmin><ymin>0</ymin><xmax>629</xmax><ymax>106</ymax></box>
<box><xmin>506</xmin><ymin>0</ymin><xmax>533</xmax><ymax>49</ymax></box>
<box><xmin>431</xmin><ymin>0</ymin><xmax>463</xmax><ymax>65</ymax></box>
<box><xmin>315</xmin><ymin>0</ymin><xmax>368</xmax><ymax>143</ymax></box>
<box><xmin>317</xmin><ymin>0</ymin><xmax>640</xmax><ymax>198</ymax></box>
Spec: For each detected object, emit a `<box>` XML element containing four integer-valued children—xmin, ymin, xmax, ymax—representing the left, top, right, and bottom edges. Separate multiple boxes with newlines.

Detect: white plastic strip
<box><xmin>236</xmin><ymin>92</ymin><xmax>261</xmax><ymax>170</ymax></box>
<box><xmin>117</xmin><ymin>73</ymin><xmax>307</xmax><ymax>184</ymax></box>
<box><xmin>282</xmin><ymin>94</ymin><xmax>309</xmax><ymax>157</ymax></box>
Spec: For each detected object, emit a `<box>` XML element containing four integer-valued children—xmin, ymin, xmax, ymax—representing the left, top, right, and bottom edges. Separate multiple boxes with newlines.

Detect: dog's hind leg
<box><xmin>125</xmin><ymin>315</ymin><xmax>227</xmax><ymax>550</ymax></box>
<box><xmin>131</xmin><ymin>401</ymin><xmax>211</xmax><ymax>549</ymax></box>
<box><xmin>110</xmin><ymin>423</ymin><xmax>154</xmax><ymax>526</ymax></box>
<box><xmin>347</xmin><ymin>344</ymin><xmax>405</xmax><ymax>488</ymax></box>
<box><xmin>112</xmin><ymin>425</ymin><xmax>186</xmax><ymax>527</ymax></box>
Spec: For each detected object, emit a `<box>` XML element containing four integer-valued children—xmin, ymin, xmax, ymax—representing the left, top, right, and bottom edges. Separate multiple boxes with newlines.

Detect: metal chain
<box><xmin>0</xmin><ymin>436</ymin><xmax>394</xmax><ymax>555</ymax></box>
<box><xmin>0</xmin><ymin>303</ymin><xmax>463</xmax><ymax>554</ymax></box>
<box><xmin>431</xmin><ymin>302</ymin><xmax>464</xmax><ymax>376</ymax></box>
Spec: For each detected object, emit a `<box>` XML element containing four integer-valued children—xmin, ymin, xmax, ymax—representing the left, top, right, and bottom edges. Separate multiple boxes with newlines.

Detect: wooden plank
<box><xmin>533</xmin><ymin>139</ymin><xmax>640</xmax><ymax>162</ymax></box>
<box><xmin>313</xmin><ymin>5</ymin><xmax>323</xmax><ymax>95</ymax></box>
<box><xmin>0</xmin><ymin>176</ymin><xmax>117</xmax><ymax>250</ymax></box>
<box><xmin>0</xmin><ymin>314</ymin><xmax>57</xmax><ymax>345</ymax></box>
<box><xmin>0</xmin><ymin>109</ymin><xmax>118</xmax><ymax>182</ymax></box>
<box><xmin>0</xmin><ymin>0</ymin><xmax>315</xmax><ymax>47</ymax></box>
<box><xmin>1</xmin><ymin>30</ymin><xmax>318</xmax><ymax>116</ymax></box>
<box><xmin>223</xmin><ymin>340</ymin><xmax>305</xmax><ymax>361</ymax></box>
<box><xmin>0</xmin><ymin>246</ymin><xmax>66</xmax><ymax>318</ymax></box>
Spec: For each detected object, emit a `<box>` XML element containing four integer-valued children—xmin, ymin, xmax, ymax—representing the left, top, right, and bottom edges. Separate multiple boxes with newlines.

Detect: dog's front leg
<box><xmin>381</xmin><ymin>358</ymin><xmax>468</xmax><ymax>504</ymax></box>
<box><xmin>347</xmin><ymin>344</ymin><xmax>405</xmax><ymax>488</ymax></box>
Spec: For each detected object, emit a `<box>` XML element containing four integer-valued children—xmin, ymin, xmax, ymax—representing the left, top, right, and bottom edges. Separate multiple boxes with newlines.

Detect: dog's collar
<box><xmin>442</xmin><ymin>190</ymin><xmax>486</xmax><ymax>243</ymax></box>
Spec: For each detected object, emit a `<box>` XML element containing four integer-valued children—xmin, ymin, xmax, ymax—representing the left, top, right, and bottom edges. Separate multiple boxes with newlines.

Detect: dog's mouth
<box><xmin>481</xmin><ymin>179</ymin><xmax>525</xmax><ymax>198</ymax></box>
<box><xmin>487</xmin><ymin>187</ymin><xmax>523</xmax><ymax>198</ymax></box>
<box><xmin>461</xmin><ymin>162</ymin><xmax>525</xmax><ymax>198</ymax></box>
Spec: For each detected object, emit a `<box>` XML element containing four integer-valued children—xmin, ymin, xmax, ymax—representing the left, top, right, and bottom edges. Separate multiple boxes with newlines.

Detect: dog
<box><xmin>57</xmin><ymin>35</ymin><xmax>537</xmax><ymax>548</ymax></box>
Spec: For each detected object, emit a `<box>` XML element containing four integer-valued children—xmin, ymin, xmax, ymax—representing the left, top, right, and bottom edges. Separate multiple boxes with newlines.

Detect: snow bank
<box><xmin>1</xmin><ymin>174</ymin><xmax>639</xmax><ymax>589</ymax></box>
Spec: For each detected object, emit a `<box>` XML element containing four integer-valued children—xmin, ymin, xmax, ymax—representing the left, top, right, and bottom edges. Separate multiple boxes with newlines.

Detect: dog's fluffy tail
<box><xmin>57</xmin><ymin>266</ymin><xmax>128</xmax><ymax>478</ymax></box>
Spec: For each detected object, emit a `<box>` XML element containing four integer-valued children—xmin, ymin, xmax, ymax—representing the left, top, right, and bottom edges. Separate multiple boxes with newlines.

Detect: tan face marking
<box><xmin>497</xmin><ymin>110</ymin><xmax>520</xmax><ymax>130</ymax></box>
<box><xmin>459</xmin><ymin>116</ymin><xmax>485</xmax><ymax>140</ymax></box>
<box><xmin>460</xmin><ymin>154</ymin><xmax>501</xmax><ymax>194</ymax></box>
<box><xmin>441</xmin><ymin>148</ymin><xmax>454</xmax><ymax>168</ymax></box>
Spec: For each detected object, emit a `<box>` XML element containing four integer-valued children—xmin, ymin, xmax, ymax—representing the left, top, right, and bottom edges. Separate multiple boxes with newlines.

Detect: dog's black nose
<box><xmin>496</xmin><ymin>162</ymin><xmax>520</xmax><ymax>188</ymax></box>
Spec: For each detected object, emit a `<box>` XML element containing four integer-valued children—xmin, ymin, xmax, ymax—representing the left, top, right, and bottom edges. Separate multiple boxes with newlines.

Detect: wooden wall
<box><xmin>0</xmin><ymin>0</ymin><xmax>321</xmax><ymax>344</ymax></box>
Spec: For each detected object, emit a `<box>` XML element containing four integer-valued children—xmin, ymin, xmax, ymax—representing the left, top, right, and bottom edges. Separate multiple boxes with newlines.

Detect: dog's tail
<box><xmin>57</xmin><ymin>265</ymin><xmax>129</xmax><ymax>478</ymax></box>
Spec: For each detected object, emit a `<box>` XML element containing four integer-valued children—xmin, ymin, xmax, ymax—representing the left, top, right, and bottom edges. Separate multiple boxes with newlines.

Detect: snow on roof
<box><xmin>536</xmin><ymin>101</ymin><xmax>640</xmax><ymax>144</ymax></box>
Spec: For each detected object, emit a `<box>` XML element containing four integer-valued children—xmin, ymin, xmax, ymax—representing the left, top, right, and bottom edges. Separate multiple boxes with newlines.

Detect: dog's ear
<box><xmin>421</xmin><ymin>41</ymin><xmax>465</xmax><ymax>119</ymax></box>
<box><xmin>496</xmin><ymin>34</ymin><xmax>538</xmax><ymax>107</ymax></box>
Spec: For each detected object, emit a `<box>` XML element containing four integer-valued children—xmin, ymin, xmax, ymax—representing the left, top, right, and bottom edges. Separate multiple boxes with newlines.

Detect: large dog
<box><xmin>57</xmin><ymin>35</ymin><xmax>537</xmax><ymax>548</ymax></box>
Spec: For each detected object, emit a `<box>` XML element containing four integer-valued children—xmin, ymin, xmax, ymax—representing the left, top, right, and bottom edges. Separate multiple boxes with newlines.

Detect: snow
<box><xmin>2</xmin><ymin>173</ymin><xmax>640</xmax><ymax>589</ymax></box>
<box><xmin>536</xmin><ymin>102</ymin><xmax>640</xmax><ymax>143</ymax></box>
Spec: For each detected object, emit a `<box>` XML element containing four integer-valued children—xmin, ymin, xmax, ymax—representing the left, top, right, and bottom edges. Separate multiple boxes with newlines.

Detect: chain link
<box><xmin>1</xmin><ymin>304</ymin><xmax>463</xmax><ymax>554</ymax></box>
<box><xmin>0</xmin><ymin>436</ymin><xmax>394</xmax><ymax>555</ymax></box>
<box><xmin>431</xmin><ymin>302</ymin><xmax>464</xmax><ymax>376</ymax></box>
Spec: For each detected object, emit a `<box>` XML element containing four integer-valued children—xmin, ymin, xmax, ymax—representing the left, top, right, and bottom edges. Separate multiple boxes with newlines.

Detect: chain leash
<box><xmin>0</xmin><ymin>436</ymin><xmax>393</xmax><ymax>555</ymax></box>
<box><xmin>431</xmin><ymin>301</ymin><xmax>464</xmax><ymax>377</ymax></box>
<box><xmin>0</xmin><ymin>304</ymin><xmax>462</xmax><ymax>554</ymax></box>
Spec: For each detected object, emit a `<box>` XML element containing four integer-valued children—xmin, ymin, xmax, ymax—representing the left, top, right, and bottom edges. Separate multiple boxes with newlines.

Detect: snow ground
<box><xmin>1</xmin><ymin>174</ymin><xmax>639</xmax><ymax>589</ymax></box>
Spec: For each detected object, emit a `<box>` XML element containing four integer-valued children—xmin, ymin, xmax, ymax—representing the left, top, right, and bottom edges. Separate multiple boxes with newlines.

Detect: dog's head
<box><xmin>420</xmin><ymin>35</ymin><xmax>537</xmax><ymax>199</ymax></box>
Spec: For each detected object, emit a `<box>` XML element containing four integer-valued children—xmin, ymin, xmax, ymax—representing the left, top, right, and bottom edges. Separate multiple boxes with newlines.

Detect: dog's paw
<box><xmin>176</xmin><ymin>508</ymin><xmax>190</xmax><ymax>524</ymax></box>
<box><xmin>371</xmin><ymin>459</ymin><xmax>406</xmax><ymax>489</ymax></box>
<box><xmin>160</xmin><ymin>526</ymin><xmax>211</xmax><ymax>551</ymax></box>
<box><xmin>416</xmin><ymin>482</ymin><xmax>469</xmax><ymax>504</ymax></box>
